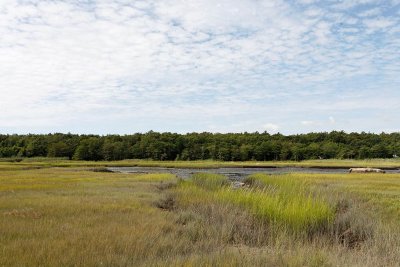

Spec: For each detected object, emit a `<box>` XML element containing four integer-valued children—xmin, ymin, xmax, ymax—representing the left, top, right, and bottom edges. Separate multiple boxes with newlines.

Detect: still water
<box><xmin>107</xmin><ymin>166</ymin><xmax>399</xmax><ymax>181</ymax></box>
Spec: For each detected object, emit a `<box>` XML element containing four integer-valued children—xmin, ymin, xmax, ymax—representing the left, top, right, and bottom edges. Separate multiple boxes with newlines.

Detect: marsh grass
<box><xmin>0</xmin><ymin>171</ymin><xmax>185</xmax><ymax>266</ymax></box>
<box><xmin>0</xmin><ymin>163</ymin><xmax>399</xmax><ymax>266</ymax></box>
<box><xmin>2</xmin><ymin>157</ymin><xmax>400</xmax><ymax>169</ymax></box>
<box><xmin>191</xmin><ymin>173</ymin><xmax>230</xmax><ymax>189</ymax></box>
<box><xmin>172</xmin><ymin>172</ymin><xmax>400</xmax><ymax>266</ymax></box>
<box><xmin>179</xmin><ymin>173</ymin><xmax>334</xmax><ymax>236</ymax></box>
<box><xmin>217</xmin><ymin>188</ymin><xmax>334</xmax><ymax>236</ymax></box>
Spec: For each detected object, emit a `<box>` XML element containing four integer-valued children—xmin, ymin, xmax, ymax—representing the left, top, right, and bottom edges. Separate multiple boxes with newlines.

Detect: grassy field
<box><xmin>0</xmin><ymin>162</ymin><xmax>399</xmax><ymax>266</ymax></box>
<box><xmin>1</xmin><ymin>157</ymin><xmax>400</xmax><ymax>170</ymax></box>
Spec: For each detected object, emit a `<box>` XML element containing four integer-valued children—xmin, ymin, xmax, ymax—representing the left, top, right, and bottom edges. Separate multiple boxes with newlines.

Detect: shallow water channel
<box><xmin>107</xmin><ymin>166</ymin><xmax>400</xmax><ymax>181</ymax></box>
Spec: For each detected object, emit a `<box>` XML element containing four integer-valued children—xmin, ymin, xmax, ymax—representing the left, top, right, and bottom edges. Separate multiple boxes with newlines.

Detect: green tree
<box><xmin>47</xmin><ymin>141</ymin><xmax>71</xmax><ymax>158</ymax></box>
<box><xmin>73</xmin><ymin>138</ymin><xmax>103</xmax><ymax>161</ymax></box>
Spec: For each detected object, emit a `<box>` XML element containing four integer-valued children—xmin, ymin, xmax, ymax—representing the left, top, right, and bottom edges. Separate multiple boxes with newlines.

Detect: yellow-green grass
<box><xmin>191</xmin><ymin>173</ymin><xmax>230</xmax><ymax>190</ymax></box>
<box><xmin>282</xmin><ymin>172</ymin><xmax>400</xmax><ymax>221</ymax></box>
<box><xmin>0</xmin><ymin>168</ymin><xmax>176</xmax><ymax>192</ymax></box>
<box><xmin>178</xmin><ymin>173</ymin><xmax>334</xmax><ymax>235</ymax></box>
<box><xmin>1</xmin><ymin>158</ymin><xmax>400</xmax><ymax>169</ymax></box>
<box><xmin>0</xmin><ymin>168</ymin><xmax>182</xmax><ymax>266</ymax></box>
<box><xmin>1</xmin><ymin>165</ymin><xmax>400</xmax><ymax>266</ymax></box>
<box><xmin>174</xmin><ymin>172</ymin><xmax>400</xmax><ymax>266</ymax></box>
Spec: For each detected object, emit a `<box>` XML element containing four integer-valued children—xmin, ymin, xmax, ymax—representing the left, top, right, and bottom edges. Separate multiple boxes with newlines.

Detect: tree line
<box><xmin>0</xmin><ymin>131</ymin><xmax>399</xmax><ymax>161</ymax></box>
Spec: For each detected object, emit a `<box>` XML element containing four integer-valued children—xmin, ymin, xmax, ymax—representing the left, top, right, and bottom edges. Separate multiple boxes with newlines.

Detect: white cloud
<box><xmin>332</xmin><ymin>0</ymin><xmax>383</xmax><ymax>10</ymax></box>
<box><xmin>364</xmin><ymin>17</ymin><xmax>397</xmax><ymax>33</ymax></box>
<box><xmin>0</xmin><ymin>0</ymin><xmax>399</xmax><ymax>134</ymax></box>
<box><xmin>301</xmin><ymin>121</ymin><xmax>315</xmax><ymax>126</ymax></box>
<box><xmin>358</xmin><ymin>7</ymin><xmax>382</xmax><ymax>17</ymax></box>
<box><xmin>263</xmin><ymin>123</ymin><xmax>280</xmax><ymax>132</ymax></box>
<box><xmin>297</xmin><ymin>0</ymin><xmax>319</xmax><ymax>4</ymax></box>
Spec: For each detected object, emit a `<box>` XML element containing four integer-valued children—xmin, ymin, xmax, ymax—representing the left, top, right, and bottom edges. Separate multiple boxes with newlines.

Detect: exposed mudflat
<box><xmin>108</xmin><ymin>166</ymin><xmax>400</xmax><ymax>180</ymax></box>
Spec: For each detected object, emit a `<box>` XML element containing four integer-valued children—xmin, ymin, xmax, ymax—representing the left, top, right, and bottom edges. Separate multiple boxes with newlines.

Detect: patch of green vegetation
<box><xmin>191</xmin><ymin>173</ymin><xmax>230</xmax><ymax>189</ymax></box>
<box><xmin>1</xmin><ymin>132</ymin><xmax>400</xmax><ymax>162</ymax></box>
<box><xmin>178</xmin><ymin>173</ymin><xmax>334</xmax><ymax>235</ymax></box>
<box><xmin>287</xmin><ymin>173</ymin><xmax>400</xmax><ymax>221</ymax></box>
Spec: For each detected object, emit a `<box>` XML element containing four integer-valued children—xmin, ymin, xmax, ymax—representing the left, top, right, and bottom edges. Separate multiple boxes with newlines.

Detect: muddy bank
<box><xmin>305</xmin><ymin>165</ymin><xmax>400</xmax><ymax>170</ymax></box>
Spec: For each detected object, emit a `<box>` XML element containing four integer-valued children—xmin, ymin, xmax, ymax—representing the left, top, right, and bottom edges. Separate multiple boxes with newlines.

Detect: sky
<box><xmin>0</xmin><ymin>0</ymin><xmax>399</xmax><ymax>135</ymax></box>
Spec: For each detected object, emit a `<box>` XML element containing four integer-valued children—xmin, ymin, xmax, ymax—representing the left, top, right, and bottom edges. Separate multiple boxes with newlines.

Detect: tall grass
<box><xmin>217</xmin><ymin>188</ymin><xmax>334</xmax><ymax>235</ymax></box>
<box><xmin>191</xmin><ymin>173</ymin><xmax>230</xmax><ymax>190</ymax></box>
<box><xmin>1</xmin><ymin>165</ymin><xmax>399</xmax><ymax>266</ymax></box>
<box><xmin>179</xmin><ymin>173</ymin><xmax>334</xmax><ymax>236</ymax></box>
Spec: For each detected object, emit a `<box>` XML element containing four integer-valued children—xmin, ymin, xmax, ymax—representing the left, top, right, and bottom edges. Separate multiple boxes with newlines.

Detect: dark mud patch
<box><xmin>92</xmin><ymin>167</ymin><xmax>114</xmax><ymax>173</ymax></box>
<box><xmin>156</xmin><ymin>194</ymin><xmax>177</xmax><ymax>211</ymax></box>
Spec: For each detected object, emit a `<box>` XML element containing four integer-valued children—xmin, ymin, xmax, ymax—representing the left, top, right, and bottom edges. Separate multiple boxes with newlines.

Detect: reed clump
<box><xmin>191</xmin><ymin>173</ymin><xmax>230</xmax><ymax>190</ymax></box>
<box><xmin>177</xmin><ymin>173</ymin><xmax>334</xmax><ymax>237</ymax></box>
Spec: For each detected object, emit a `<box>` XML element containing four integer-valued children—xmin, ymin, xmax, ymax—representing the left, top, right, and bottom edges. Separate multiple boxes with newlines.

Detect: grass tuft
<box><xmin>178</xmin><ymin>173</ymin><xmax>335</xmax><ymax>236</ymax></box>
<box><xmin>191</xmin><ymin>173</ymin><xmax>230</xmax><ymax>190</ymax></box>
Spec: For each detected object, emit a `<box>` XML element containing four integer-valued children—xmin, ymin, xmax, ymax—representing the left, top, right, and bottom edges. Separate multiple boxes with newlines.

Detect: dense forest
<box><xmin>0</xmin><ymin>131</ymin><xmax>399</xmax><ymax>161</ymax></box>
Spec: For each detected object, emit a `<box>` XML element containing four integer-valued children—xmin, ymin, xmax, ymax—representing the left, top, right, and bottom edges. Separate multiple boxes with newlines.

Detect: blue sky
<box><xmin>0</xmin><ymin>0</ymin><xmax>399</xmax><ymax>134</ymax></box>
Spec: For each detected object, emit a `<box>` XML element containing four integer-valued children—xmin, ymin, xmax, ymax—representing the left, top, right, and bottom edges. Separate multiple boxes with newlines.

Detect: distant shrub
<box><xmin>0</xmin><ymin>158</ymin><xmax>22</xmax><ymax>162</ymax></box>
